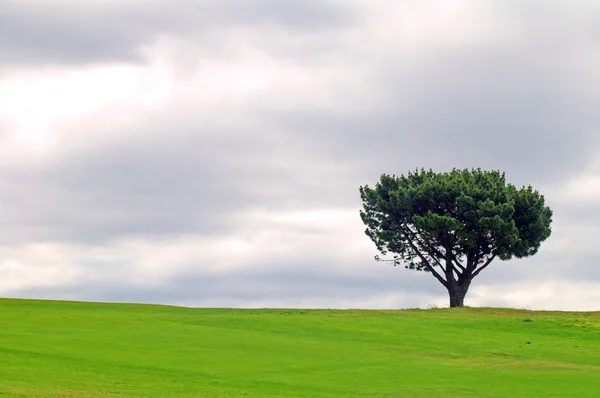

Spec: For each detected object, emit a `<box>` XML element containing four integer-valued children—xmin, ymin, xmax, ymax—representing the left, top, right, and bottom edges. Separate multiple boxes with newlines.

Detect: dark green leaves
<box><xmin>359</xmin><ymin>168</ymin><xmax>553</xmax><ymax>278</ymax></box>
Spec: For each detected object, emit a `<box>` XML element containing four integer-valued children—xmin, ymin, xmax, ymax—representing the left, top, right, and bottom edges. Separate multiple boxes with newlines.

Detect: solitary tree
<box><xmin>359</xmin><ymin>168</ymin><xmax>552</xmax><ymax>307</ymax></box>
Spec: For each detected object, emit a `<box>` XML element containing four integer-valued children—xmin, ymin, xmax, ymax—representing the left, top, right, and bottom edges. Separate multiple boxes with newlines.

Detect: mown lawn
<box><xmin>0</xmin><ymin>298</ymin><xmax>598</xmax><ymax>397</ymax></box>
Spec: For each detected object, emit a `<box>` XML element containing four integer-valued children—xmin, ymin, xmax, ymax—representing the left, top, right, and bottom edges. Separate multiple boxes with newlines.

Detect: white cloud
<box><xmin>0</xmin><ymin>60</ymin><xmax>174</xmax><ymax>158</ymax></box>
<box><xmin>559</xmin><ymin>174</ymin><xmax>600</xmax><ymax>203</ymax></box>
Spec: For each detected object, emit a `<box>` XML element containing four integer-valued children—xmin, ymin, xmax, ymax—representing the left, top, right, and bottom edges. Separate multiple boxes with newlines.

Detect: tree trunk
<box><xmin>447</xmin><ymin>282</ymin><xmax>470</xmax><ymax>308</ymax></box>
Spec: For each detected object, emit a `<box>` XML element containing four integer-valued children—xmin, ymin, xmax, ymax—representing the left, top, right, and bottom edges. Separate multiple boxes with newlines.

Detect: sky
<box><xmin>0</xmin><ymin>0</ymin><xmax>599</xmax><ymax>310</ymax></box>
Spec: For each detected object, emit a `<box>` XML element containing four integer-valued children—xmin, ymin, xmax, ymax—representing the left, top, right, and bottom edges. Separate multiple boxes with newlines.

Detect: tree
<box><xmin>359</xmin><ymin>168</ymin><xmax>553</xmax><ymax>307</ymax></box>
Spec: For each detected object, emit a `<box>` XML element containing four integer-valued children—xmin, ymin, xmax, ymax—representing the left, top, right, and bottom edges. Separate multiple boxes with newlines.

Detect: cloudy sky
<box><xmin>1</xmin><ymin>0</ymin><xmax>599</xmax><ymax>310</ymax></box>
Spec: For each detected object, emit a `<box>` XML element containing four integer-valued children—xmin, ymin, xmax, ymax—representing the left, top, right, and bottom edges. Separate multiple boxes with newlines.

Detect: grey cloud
<box><xmin>0</xmin><ymin>1</ymin><xmax>151</xmax><ymax>65</ymax></box>
<box><xmin>213</xmin><ymin>0</ymin><xmax>358</xmax><ymax>30</ymax></box>
<box><xmin>0</xmin><ymin>133</ymin><xmax>258</xmax><ymax>243</ymax></box>
<box><xmin>0</xmin><ymin>0</ymin><xmax>359</xmax><ymax>67</ymax></box>
<box><xmin>270</xmin><ymin>48</ymin><xmax>599</xmax><ymax>191</ymax></box>
<box><xmin>0</xmin><ymin>109</ymin><xmax>352</xmax><ymax>244</ymax></box>
<box><xmin>5</xmin><ymin>249</ymin><xmax>592</xmax><ymax>309</ymax></box>
<box><xmin>4</xmin><ymin>257</ymin><xmax>445</xmax><ymax>308</ymax></box>
<box><xmin>245</xmin><ymin>1</ymin><xmax>600</xmax><ymax>190</ymax></box>
<box><xmin>2</xmin><ymin>41</ymin><xmax>598</xmax><ymax>245</ymax></box>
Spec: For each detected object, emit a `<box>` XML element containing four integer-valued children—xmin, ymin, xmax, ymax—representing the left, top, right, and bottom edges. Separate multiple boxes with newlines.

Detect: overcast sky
<box><xmin>1</xmin><ymin>0</ymin><xmax>599</xmax><ymax>310</ymax></box>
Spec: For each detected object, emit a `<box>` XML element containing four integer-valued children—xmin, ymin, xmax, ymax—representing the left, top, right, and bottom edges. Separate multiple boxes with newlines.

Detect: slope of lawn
<box><xmin>0</xmin><ymin>298</ymin><xmax>599</xmax><ymax>397</ymax></box>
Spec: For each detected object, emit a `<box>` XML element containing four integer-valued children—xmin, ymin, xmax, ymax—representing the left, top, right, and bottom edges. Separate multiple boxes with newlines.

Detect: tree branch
<box><xmin>453</xmin><ymin>268</ymin><xmax>461</xmax><ymax>281</ymax></box>
<box><xmin>414</xmin><ymin>242</ymin><xmax>446</xmax><ymax>274</ymax></box>
<box><xmin>412</xmin><ymin>226</ymin><xmax>465</xmax><ymax>279</ymax></box>
<box><xmin>409</xmin><ymin>226</ymin><xmax>447</xmax><ymax>259</ymax></box>
<box><xmin>451</xmin><ymin>254</ymin><xmax>466</xmax><ymax>273</ymax></box>
<box><xmin>404</xmin><ymin>228</ymin><xmax>446</xmax><ymax>272</ymax></box>
<box><xmin>405</xmin><ymin>238</ymin><xmax>448</xmax><ymax>288</ymax></box>
<box><xmin>471</xmin><ymin>254</ymin><xmax>496</xmax><ymax>279</ymax></box>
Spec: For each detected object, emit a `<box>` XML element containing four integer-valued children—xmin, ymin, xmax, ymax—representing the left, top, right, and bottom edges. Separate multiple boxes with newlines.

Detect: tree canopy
<box><xmin>359</xmin><ymin>168</ymin><xmax>553</xmax><ymax>307</ymax></box>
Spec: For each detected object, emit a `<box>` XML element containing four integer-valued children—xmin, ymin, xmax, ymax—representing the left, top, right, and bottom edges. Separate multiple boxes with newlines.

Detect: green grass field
<box><xmin>0</xmin><ymin>298</ymin><xmax>599</xmax><ymax>397</ymax></box>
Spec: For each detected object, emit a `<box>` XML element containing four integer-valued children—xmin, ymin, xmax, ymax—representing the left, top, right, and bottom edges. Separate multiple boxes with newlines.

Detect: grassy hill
<box><xmin>0</xmin><ymin>298</ymin><xmax>599</xmax><ymax>397</ymax></box>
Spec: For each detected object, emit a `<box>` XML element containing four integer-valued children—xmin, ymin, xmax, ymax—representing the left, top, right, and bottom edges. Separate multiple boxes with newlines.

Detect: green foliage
<box><xmin>360</xmin><ymin>169</ymin><xmax>553</xmax><ymax>306</ymax></box>
<box><xmin>1</xmin><ymin>299</ymin><xmax>599</xmax><ymax>397</ymax></box>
